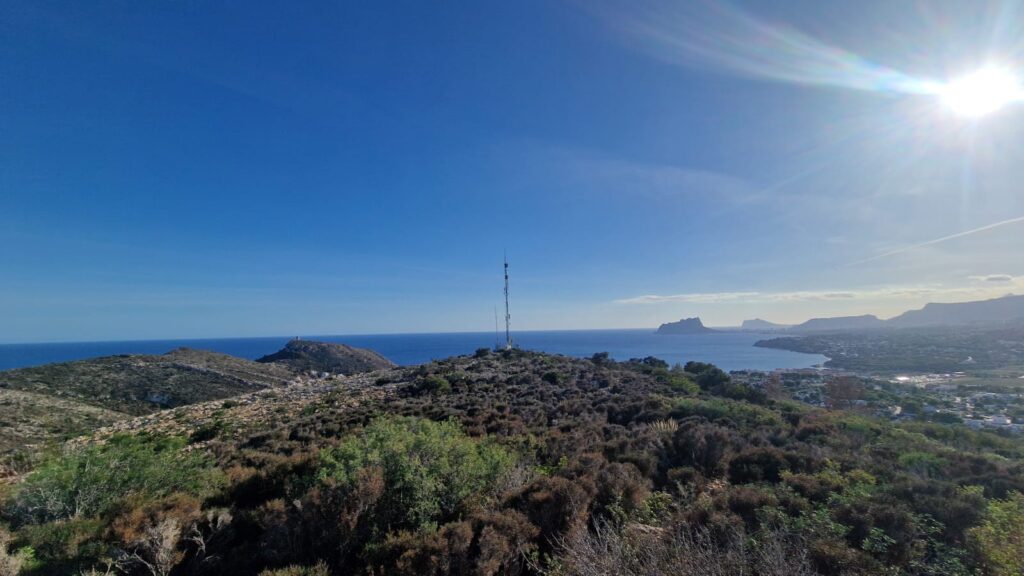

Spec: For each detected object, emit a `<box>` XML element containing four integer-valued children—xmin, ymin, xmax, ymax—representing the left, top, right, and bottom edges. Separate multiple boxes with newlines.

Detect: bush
<box><xmin>259</xmin><ymin>562</ymin><xmax>329</xmax><ymax>576</ymax></box>
<box><xmin>666</xmin><ymin>374</ymin><xmax>699</xmax><ymax>395</ymax></box>
<box><xmin>0</xmin><ymin>528</ymin><xmax>35</xmax><ymax>576</ymax></box>
<box><xmin>728</xmin><ymin>447</ymin><xmax>791</xmax><ymax>484</ymax></box>
<box><xmin>542</xmin><ymin>371</ymin><xmax>562</xmax><ymax>385</ymax></box>
<box><xmin>316</xmin><ymin>417</ymin><xmax>515</xmax><ymax>533</ymax></box>
<box><xmin>416</xmin><ymin>375</ymin><xmax>452</xmax><ymax>394</ymax></box>
<box><xmin>969</xmin><ymin>491</ymin><xmax>1024</xmax><ymax>576</ymax></box>
<box><xmin>13</xmin><ymin>518</ymin><xmax>105</xmax><ymax>573</ymax></box>
<box><xmin>6</xmin><ymin>434</ymin><xmax>225</xmax><ymax>525</ymax></box>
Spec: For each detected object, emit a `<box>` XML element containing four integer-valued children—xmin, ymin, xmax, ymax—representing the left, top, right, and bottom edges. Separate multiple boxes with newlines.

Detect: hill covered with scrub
<box><xmin>1</xmin><ymin>349</ymin><xmax>1023</xmax><ymax>575</ymax></box>
<box><xmin>0</xmin><ymin>344</ymin><xmax>391</xmax><ymax>458</ymax></box>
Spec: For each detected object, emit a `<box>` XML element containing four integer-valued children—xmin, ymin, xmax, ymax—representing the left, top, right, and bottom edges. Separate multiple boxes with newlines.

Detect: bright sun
<box><xmin>940</xmin><ymin>67</ymin><xmax>1023</xmax><ymax>117</ymax></box>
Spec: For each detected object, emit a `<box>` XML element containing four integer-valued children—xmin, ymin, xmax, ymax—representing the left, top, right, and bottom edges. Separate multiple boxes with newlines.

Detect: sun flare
<box><xmin>940</xmin><ymin>67</ymin><xmax>1022</xmax><ymax>117</ymax></box>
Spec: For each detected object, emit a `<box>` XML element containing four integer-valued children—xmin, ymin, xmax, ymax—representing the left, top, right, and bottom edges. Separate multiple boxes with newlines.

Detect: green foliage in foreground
<box><xmin>969</xmin><ymin>490</ymin><xmax>1024</xmax><ymax>576</ymax></box>
<box><xmin>259</xmin><ymin>562</ymin><xmax>330</xmax><ymax>576</ymax></box>
<box><xmin>317</xmin><ymin>416</ymin><xmax>515</xmax><ymax>533</ymax></box>
<box><xmin>6</xmin><ymin>434</ymin><xmax>224</xmax><ymax>525</ymax></box>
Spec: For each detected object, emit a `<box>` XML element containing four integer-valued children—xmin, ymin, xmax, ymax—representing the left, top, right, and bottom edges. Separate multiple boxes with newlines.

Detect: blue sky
<box><xmin>2</xmin><ymin>0</ymin><xmax>1023</xmax><ymax>342</ymax></box>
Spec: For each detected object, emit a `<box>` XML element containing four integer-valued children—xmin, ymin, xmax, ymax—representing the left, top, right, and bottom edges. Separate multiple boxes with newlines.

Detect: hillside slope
<box><xmin>0</xmin><ymin>388</ymin><xmax>125</xmax><ymax>455</ymax></box>
<box><xmin>0</xmin><ymin>348</ymin><xmax>296</xmax><ymax>416</ymax></box>
<box><xmin>8</xmin><ymin>350</ymin><xmax>1021</xmax><ymax>575</ymax></box>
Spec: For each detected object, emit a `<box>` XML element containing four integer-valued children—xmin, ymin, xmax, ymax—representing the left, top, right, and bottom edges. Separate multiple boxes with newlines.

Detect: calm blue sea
<box><xmin>0</xmin><ymin>330</ymin><xmax>824</xmax><ymax>373</ymax></box>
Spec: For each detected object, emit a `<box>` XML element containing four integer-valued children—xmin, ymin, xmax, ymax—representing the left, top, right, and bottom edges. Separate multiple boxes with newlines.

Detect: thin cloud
<box><xmin>969</xmin><ymin>274</ymin><xmax>1015</xmax><ymax>283</ymax></box>
<box><xmin>593</xmin><ymin>0</ymin><xmax>940</xmax><ymax>96</ymax></box>
<box><xmin>617</xmin><ymin>291</ymin><xmax>760</xmax><ymax>304</ymax></box>
<box><xmin>849</xmin><ymin>216</ymin><xmax>1024</xmax><ymax>266</ymax></box>
<box><xmin>614</xmin><ymin>283</ymin><xmax>1024</xmax><ymax>305</ymax></box>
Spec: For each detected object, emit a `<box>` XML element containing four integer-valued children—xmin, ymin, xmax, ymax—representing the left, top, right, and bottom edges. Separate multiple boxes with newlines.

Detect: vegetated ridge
<box><xmin>0</xmin><ymin>341</ymin><xmax>389</xmax><ymax>457</ymax></box>
<box><xmin>0</xmin><ymin>348</ymin><xmax>295</xmax><ymax>416</ymax></box>
<box><xmin>2</xmin><ymin>348</ymin><xmax>1021</xmax><ymax>575</ymax></box>
<box><xmin>256</xmin><ymin>338</ymin><xmax>396</xmax><ymax>374</ymax></box>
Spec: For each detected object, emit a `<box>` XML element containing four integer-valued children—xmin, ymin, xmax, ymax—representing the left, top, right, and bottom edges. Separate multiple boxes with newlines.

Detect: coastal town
<box><xmin>733</xmin><ymin>367</ymin><xmax>1024</xmax><ymax>434</ymax></box>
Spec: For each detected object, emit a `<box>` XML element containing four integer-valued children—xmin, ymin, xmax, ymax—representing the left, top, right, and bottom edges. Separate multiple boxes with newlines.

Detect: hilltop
<box><xmin>256</xmin><ymin>338</ymin><xmax>396</xmax><ymax>374</ymax></box>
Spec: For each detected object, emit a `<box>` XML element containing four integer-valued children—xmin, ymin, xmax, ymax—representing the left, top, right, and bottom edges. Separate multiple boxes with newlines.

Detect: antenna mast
<box><xmin>503</xmin><ymin>253</ymin><xmax>513</xmax><ymax>350</ymax></box>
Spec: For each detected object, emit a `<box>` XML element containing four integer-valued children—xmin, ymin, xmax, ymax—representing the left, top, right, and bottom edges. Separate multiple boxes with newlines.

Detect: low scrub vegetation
<box><xmin>1</xmin><ymin>350</ymin><xmax>1022</xmax><ymax>575</ymax></box>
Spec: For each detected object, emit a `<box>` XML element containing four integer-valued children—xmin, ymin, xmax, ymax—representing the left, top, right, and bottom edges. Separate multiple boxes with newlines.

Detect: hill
<box><xmin>791</xmin><ymin>314</ymin><xmax>886</xmax><ymax>332</ymax></box>
<box><xmin>655</xmin><ymin>317</ymin><xmax>715</xmax><ymax>334</ymax></box>
<box><xmin>0</xmin><ymin>348</ymin><xmax>295</xmax><ymax>417</ymax></box>
<box><xmin>256</xmin><ymin>338</ymin><xmax>396</xmax><ymax>374</ymax></box>
<box><xmin>887</xmin><ymin>293</ymin><xmax>1024</xmax><ymax>327</ymax></box>
<box><xmin>0</xmin><ymin>348</ymin><xmax>302</xmax><ymax>464</ymax></box>
<box><xmin>739</xmin><ymin>318</ymin><xmax>790</xmax><ymax>330</ymax></box>
<box><xmin>3</xmin><ymin>349</ymin><xmax>1020</xmax><ymax>575</ymax></box>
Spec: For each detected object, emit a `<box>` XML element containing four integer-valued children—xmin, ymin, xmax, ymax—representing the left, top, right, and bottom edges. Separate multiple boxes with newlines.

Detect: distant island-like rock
<box><xmin>656</xmin><ymin>317</ymin><xmax>716</xmax><ymax>334</ymax></box>
<box><xmin>257</xmin><ymin>339</ymin><xmax>396</xmax><ymax>375</ymax></box>
<box><xmin>740</xmin><ymin>318</ymin><xmax>791</xmax><ymax>331</ymax></box>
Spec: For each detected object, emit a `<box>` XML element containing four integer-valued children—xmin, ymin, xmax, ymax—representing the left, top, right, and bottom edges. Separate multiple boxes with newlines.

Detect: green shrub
<box><xmin>190</xmin><ymin>419</ymin><xmax>227</xmax><ymax>443</ymax></box>
<box><xmin>0</xmin><ymin>527</ymin><xmax>36</xmax><ymax>575</ymax></box>
<box><xmin>670</xmin><ymin>398</ymin><xmax>782</xmax><ymax>428</ymax></box>
<box><xmin>416</xmin><ymin>375</ymin><xmax>452</xmax><ymax>394</ymax></box>
<box><xmin>259</xmin><ymin>562</ymin><xmax>330</xmax><ymax>576</ymax></box>
<box><xmin>666</xmin><ymin>374</ymin><xmax>699</xmax><ymax>395</ymax></box>
<box><xmin>542</xmin><ymin>371</ymin><xmax>562</xmax><ymax>385</ymax></box>
<box><xmin>7</xmin><ymin>434</ymin><xmax>225</xmax><ymax>525</ymax></box>
<box><xmin>969</xmin><ymin>491</ymin><xmax>1024</xmax><ymax>576</ymax></box>
<box><xmin>12</xmin><ymin>517</ymin><xmax>106</xmax><ymax>573</ymax></box>
<box><xmin>316</xmin><ymin>417</ymin><xmax>514</xmax><ymax>533</ymax></box>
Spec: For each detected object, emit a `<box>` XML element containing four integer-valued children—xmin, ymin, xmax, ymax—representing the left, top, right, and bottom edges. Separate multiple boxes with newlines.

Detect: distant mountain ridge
<box><xmin>747</xmin><ymin>294</ymin><xmax>1024</xmax><ymax>333</ymax></box>
<box><xmin>888</xmin><ymin>294</ymin><xmax>1024</xmax><ymax>327</ymax></box>
<box><xmin>791</xmin><ymin>314</ymin><xmax>886</xmax><ymax>332</ymax></box>
<box><xmin>740</xmin><ymin>318</ymin><xmax>791</xmax><ymax>331</ymax></box>
<box><xmin>656</xmin><ymin>317</ymin><xmax>716</xmax><ymax>334</ymax></box>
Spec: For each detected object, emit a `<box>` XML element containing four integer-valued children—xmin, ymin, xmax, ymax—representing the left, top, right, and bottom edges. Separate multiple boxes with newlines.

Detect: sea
<box><xmin>0</xmin><ymin>330</ymin><xmax>825</xmax><ymax>373</ymax></box>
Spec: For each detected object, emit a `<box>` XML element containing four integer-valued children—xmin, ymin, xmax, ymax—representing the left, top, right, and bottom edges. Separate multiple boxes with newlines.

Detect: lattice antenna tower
<box><xmin>503</xmin><ymin>253</ymin><xmax>513</xmax><ymax>350</ymax></box>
